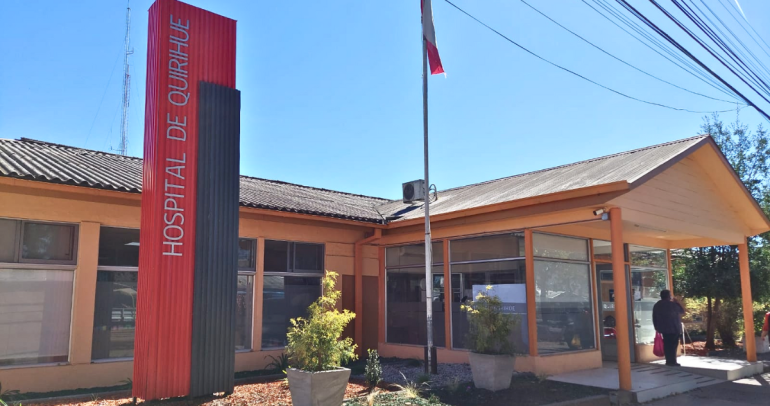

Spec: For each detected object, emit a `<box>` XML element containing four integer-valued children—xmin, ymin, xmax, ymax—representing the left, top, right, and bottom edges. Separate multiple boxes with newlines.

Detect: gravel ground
<box><xmin>354</xmin><ymin>359</ymin><xmax>473</xmax><ymax>389</ymax></box>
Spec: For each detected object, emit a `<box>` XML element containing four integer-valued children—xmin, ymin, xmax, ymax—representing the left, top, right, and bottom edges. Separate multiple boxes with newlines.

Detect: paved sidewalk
<box><xmin>645</xmin><ymin>373</ymin><xmax>770</xmax><ymax>406</ymax></box>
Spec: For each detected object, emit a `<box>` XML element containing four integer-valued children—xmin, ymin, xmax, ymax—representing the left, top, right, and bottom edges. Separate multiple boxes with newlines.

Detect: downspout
<box><xmin>354</xmin><ymin>228</ymin><xmax>382</xmax><ymax>356</ymax></box>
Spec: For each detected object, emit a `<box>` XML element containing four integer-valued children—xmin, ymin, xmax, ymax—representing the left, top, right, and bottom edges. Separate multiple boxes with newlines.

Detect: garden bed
<box><xmin>19</xmin><ymin>379</ymin><xmax>376</xmax><ymax>406</ymax></box>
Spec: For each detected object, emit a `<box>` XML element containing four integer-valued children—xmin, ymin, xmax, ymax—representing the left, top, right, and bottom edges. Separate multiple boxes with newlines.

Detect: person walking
<box><xmin>653</xmin><ymin>289</ymin><xmax>685</xmax><ymax>366</ymax></box>
<box><xmin>762</xmin><ymin>311</ymin><xmax>769</xmax><ymax>344</ymax></box>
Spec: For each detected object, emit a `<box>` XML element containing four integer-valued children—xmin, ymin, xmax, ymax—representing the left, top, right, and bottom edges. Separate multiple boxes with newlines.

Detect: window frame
<box><xmin>261</xmin><ymin>239</ymin><xmax>325</xmax><ymax>350</ymax></box>
<box><xmin>0</xmin><ymin>218</ymin><xmax>79</xmax><ymax>266</ymax></box>
<box><xmin>447</xmin><ymin>232</ymin><xmax>527</xmax><ymax>351</ymax></box>
<box><xmin>92</xmin><ymin>226</ymin><xmax>139</xmax><ymax>362</ymax></box>
<box><xmin>532</xmin><ymin>231</ymin><xmax>597</xmax><ymax>355</ymax></box>
<box><xmin>236</xmin><ymin>238</ymin><xmax>257</xmax><ymax>352</ymax></box>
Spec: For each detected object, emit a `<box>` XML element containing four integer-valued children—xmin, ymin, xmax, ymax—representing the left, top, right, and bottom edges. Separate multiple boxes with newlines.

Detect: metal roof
<box><xmin>377</xmin><ymin>135</ymin><xmax>710</xmax><ymax>222</ymax></box>
<box><xmin>0</xmin><ymin>136</ymin><xmax>711</xmax><ymax>226</ymax></box>
<box><xmin>0</xmin><ymin>138</ymin><xmax>388</xmax><ymax>224</ymax></box>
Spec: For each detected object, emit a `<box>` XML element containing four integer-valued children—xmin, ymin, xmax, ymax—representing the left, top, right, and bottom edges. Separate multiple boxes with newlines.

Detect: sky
<box><xmin>1</xmin><ymin>0</ymin><xmax>770</xmax><ymax>199</ymax></box>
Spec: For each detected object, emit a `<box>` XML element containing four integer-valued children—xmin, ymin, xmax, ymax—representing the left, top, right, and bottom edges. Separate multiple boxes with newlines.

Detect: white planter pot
<box><xmin>287</xmin><ymin>367</ymin><xmax>351</xmax><ymax>406</ymax></box>
<box><xmin>468</xmin><ymin>352</ymin><xmax>515</xmax><ymax>392</ymax></box>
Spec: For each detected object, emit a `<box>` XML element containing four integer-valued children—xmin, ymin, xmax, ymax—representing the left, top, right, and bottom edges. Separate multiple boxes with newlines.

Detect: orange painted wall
<box><xmin>0</xmin><ymin>179</ymin><xmax>380</xmax><ymax>394</ymax></box>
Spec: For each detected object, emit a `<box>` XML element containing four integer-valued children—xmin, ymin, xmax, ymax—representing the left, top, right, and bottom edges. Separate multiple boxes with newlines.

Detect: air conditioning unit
<box><xmin>402</xmin><ymin>180</ymin><xmax>426</xmax><ymax>203</ymax></box>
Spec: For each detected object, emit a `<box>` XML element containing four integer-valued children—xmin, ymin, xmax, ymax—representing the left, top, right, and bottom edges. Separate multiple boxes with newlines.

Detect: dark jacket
<box><xmin>652</xmin><ymin>299</ymin><xmax>685</xmax><ymax>335</ymax></box>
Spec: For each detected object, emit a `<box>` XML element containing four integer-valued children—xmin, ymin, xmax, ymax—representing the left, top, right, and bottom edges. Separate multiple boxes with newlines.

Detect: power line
<box><xmin>613</xmin><ymin>0</ymin><xmax>770</xmax><ymax>121</ymax></box>
<box><xmin>719</xmin><ymin>0</ymin><xmax>770</xmax><ymax>57</ymax></box>
<box><xmin>582</xmin><ymin>0</ymin><xmax>739</xmax><ymax>99</ymax></box>
<box><xmin>85</xmin><ymin>51</ymin><xmax>122</xmax><ymax>148</ymax></box>
<box><xmin>440</xmin><ymin>0</ymin><xmax>737</xmax><ymax>114</ymax></box>
<box><xmin>519</xmin><ymin>0</ymin><xmax>739</xmax><ymax>104</ymax></box>
<box><xmin>669</xmin><ymin>0</ymin><xmax>770</xmax><ymax>97</ymax></box>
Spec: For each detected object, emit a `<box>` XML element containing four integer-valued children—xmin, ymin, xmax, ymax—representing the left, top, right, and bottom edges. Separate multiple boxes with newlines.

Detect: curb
<box><xmin>542</xmin><ymin>394</ymin><xmax>612</xmax><ymax>406</ymax></box>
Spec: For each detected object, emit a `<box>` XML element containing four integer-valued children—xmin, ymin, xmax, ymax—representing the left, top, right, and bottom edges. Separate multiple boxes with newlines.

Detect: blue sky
<box><xmin>1</xmin><ymin>0</ymin><xmax>769</xmax><ymax>199</ymax></box>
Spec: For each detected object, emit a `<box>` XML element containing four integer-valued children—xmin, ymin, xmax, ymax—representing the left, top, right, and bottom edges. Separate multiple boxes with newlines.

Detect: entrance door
<box><xmin>596</xmin><ymin>264</ymin><xmax>635</xmax><ymax>362</ymax></box>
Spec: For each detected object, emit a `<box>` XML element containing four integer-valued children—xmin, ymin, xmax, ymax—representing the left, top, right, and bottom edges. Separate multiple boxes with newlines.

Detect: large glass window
<box><xmin>0</xmin><ymin>269</ymin><xmax>74</xmax><ymax>366</ymax></box>
<box><xmin>534</xmin><ymin>233</ymin><xmax>595</xmax><ymax>354</ymax></box>
<box><xmin>0</xmin><ymin>218</ymin><xmax>77</xmax><ymax>366</ymax></box>
<box><xmin>92</xmin><ymin>271</ymin><xmax>137</xmax><ymax>359</ymax></box>
<box><xmin>449</xmin><ymin>233</ymin><xmax>528</xmax><ymax>352</ymax></box>
<box><xmin>93</xmin><ymin>227</ymin><xmax>139</xmax><ymax>360</ymax></box>
<box><xmin>261</xmin><ymin>240</ymin><xmax>324</xmax><ymax>348</ymax></box>
<box><xmin>385</xmin><ymin>242</ymin><xmax>444</xmax><ymax>347</ymax></box>
<box><xmin>237</xmin><ymin>238</ymin><xmax>256</xmax><ymax>350</ymax></box>
<box><xmin>630</xmin><ymin>245</ymin><xmax>668</xmax><ymax>345</ymax></box>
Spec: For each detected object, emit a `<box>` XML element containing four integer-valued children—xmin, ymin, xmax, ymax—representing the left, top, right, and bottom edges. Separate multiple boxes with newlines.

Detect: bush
<box><xmin>365</xmin><ymin>349</ymin><xmax>383</xmax><ymax>387</ymax></box>
<box><xmin>753</xmin><ymin>303</ymin><xmax>770</xmax><ymax>336</ymax></box>
<box><xmin>460</xmin><ymin>286</ymin><xmax>518</xmax><ymax>355</ymax></box>
<box><xmin>265</xmin><ymin>353</ymin><xmax>289</xmax><ymax>374</ymax></box>
<box><xmin>286</xmin><ymin>271</ymin><xmax>357</xmax><ymax>372</ymax></box>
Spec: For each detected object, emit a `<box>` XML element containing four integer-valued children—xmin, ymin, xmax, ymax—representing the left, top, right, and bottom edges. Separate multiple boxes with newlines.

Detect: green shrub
<box><xmin>365</xmin><ymin>349</ymin><xmax>383</xmax><ymax>387</ymax></box>
<box><xmin>753</xmin><ymin>304</ymin><xmax>770</xmax><ymax>336</ymax></box>
<box><xmin>286</xmin><ymin>271</ymin><xmax>357</xmax><ymax>372</ymax></box>
<box><xmin>460</xmin><ymin>286</ymin><xmax>519</xmax><ymax>355</ymax></box>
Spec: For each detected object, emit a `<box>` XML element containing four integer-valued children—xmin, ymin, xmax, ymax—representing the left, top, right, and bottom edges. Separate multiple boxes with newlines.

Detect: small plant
<box><xmin>365</xmin><ymin>349</ymin><xmax>383</xmax><ymax>388</ymax></box>
<box><xmin>265</xmin><ymin>353</ymin><xmax>290</xmax><ymax>374</ymax></box>
<box><xmin>446</xmin><ymin>377</ymin><xmax>461</xmax><ymax>393</ymax></box>
<box><xmin>391</xmin><ymin>372</ymin><xmax>428</xmax><ymax>399</ymax></box>
<box><xmin>286</xmin><ymin>271</ymin><xmax>357</xmax><ymax>372</ymax></box>
<box><xmin>536</xmin><ymin>373</ymin><xmax>550</xmax><ymax>383</ymax></box>
<box><xmin>461</xmin><ymin>286</ymin><xmax>519</xmax><ymax>355</ymax></box>
<box><xmin>428</xmin><ymin>393</ymin><xmax>441</xmax><ymax>404</ymax></box>
<box><xmin>415</xmin><ymin>373</ymin><xmax>431</xmax><ymax>385</ymax></box>
<box><xmin>365</xmin><ymin>388</ymin><xmax>380</xmax><ymax>406</ymax></box>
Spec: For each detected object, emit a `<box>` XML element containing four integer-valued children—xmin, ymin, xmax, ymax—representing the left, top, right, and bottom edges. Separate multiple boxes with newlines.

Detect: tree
<box><xmin>674</xmin><ymin>114</ymin><xmax>770</xmax><ymax>349</ymax></box>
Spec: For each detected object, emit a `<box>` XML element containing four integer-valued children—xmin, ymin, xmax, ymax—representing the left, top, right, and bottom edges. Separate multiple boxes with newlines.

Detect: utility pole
<box><xmin>119</xmin><ymin>1</ymin><xmax>134</xmax><ymax>156</ymax></box>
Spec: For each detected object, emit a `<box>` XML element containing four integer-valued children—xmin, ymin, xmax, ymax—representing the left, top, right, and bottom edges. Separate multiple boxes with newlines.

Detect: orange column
<box><xmin>738</xmin><ymin>242</ymin><xmax>757</xmax><ymax>362</ymax></box>
<box><xmin>524</xmin><ymin>229</ymin><xmax>538</xmax><ymax>357</ymax></box>
<box><xmin>355</xmin><ymin>230</ymin><xmax>381</xmax><ymax>356</ymax></box>
<box><xmin>443</xmin><ymin>240</ymin><xmax>452</xmax><ymax>349</ymax></box>
<box><xmin>610</xmin><ymin>208</ymin><xmax>632</xmax><ymax>391</ymax></box>
<box><xmin>378</xmin><ymin>247</ymin><xmax>386</xmax><ymax>345</ymax></box>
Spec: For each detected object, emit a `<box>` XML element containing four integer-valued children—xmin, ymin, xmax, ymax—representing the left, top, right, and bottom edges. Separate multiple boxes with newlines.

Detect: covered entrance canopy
<box><xmin>375</xmin><ymin>135</ymin><xmax>770</xmax><ymax>392</ymax></box>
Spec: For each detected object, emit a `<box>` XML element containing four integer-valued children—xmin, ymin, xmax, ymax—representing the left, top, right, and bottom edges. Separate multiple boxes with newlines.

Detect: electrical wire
<box><xmin>582</xmin><ymin>0</ymin><xmax>739</xmax><ymax>99</ymax></box>
<box><xmin>519</xmin><ymin>0</ymin><xmax>739</xmax><ymax>104</ymax></box>
<box><xmin>440</xmin><ymin>0</ymin><xmax>737</xmax><ymax>114</ymax></box>
<box><xmin>719</xmin><ymin>0</ymin><xmax>770</xmax><ymax>57</ymax></box>
<box><xmin>613</xmin><ymin>0</ymin><xmax>770</xmax><ymax>121</ymax></box>
<box><xmin>668</xmin><ymin>0</ymin><xmax>770</xmax><ymax>97</ymax></box>
<box><xmin>85</xmin><ymin>51</ymin><xmax>122</xmax><ymax>148</ymax></box>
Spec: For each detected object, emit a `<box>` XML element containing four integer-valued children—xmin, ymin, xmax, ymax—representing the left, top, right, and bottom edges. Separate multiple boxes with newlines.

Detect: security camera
<box><xmin>593</xmin><ymin>208</ymin><xmax>605</xmax><ymax>216</ymax></box>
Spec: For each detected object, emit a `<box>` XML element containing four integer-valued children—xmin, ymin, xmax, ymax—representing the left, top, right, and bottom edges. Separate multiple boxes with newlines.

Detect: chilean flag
<box><xmin>422</xmin><ymin>0</ymin><xmax>445</xmax><ymax>75</ymax></box>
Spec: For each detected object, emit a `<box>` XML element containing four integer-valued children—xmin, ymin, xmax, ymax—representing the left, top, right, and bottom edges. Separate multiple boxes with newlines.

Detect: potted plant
<box><xmin>286</xmin><ymin>271</ymin><xmax>357</xmax><ymax>406</ymax></box>
<box><xmin>461</xmin><ymin>285</ymin><xmax>519</xmax><ymax>391</ymax></box>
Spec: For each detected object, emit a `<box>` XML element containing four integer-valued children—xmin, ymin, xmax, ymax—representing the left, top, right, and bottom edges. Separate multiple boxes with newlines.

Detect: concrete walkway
<box><xmin>644</xmin><ymin>373</ymin><xmax>770</xmax><ymax>405</ymax></box>
<box><xmin>549</xmin><ymin>362</ymin><xmax>723</xmax><ymax>403</ymax></box>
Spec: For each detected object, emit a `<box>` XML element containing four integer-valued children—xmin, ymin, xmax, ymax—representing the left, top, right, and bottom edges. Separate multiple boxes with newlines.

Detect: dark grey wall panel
<box><xmin>190</xmin><ymin>81</ymin><xmax>241</xmax><ymax>397</ymax></box>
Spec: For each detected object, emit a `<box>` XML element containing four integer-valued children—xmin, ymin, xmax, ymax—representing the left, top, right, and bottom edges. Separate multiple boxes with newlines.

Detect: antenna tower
<box><xmin>119</xmin><ymin>1</ymin><xmax>134</xmax><ymax>156</ymax></box>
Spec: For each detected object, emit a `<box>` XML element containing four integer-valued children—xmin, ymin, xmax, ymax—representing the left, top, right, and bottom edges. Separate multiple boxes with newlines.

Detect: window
<box><xmin>533</xmin><ymin>233</ymin><xmax>595</xmax><ymax>354</ymax></box>
<box><xmin>630</xmin><ymin>245</ymin><xmax>668</xmax><ymax>345</ymax></box>
<box><xmin>0</xmin><ymin>218</ymin><xmax>78</xmax><ymax>367</ymax></box>
<box><xmin>261</xmin><ymin>240</ymin><xmax>324</xmax><ymax>348</ymax></box>
<box><xmin>93</xmin><ymin>227</ymin><xmax>139</xmax><ymax>360</ymax></box>
<box><xmin>237</xmin><ymin>238</ymin><xmax>256</xmax><ymax>350</ymax></box>
<box><xmin>386</xmin><ymin>242</ymin><xmax>445</xmax><ymax>347</ymax></box>
<box><xmin>450</xmin><ymin>233</ymin><xmax>528</xmax><ymax>352</ymax></box>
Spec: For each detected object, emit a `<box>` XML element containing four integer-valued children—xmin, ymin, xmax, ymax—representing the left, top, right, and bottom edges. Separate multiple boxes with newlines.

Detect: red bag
<box><xmin>653</xmin><ymin>332</ymin><xmax>665</xmax><ymax>357</ymax></box>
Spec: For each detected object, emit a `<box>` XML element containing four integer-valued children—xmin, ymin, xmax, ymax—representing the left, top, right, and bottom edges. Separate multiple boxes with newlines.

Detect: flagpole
<box><xmin>422</xmin><ymin>23</ymin><xmax>435</xmax><ymax>374</ymax></box>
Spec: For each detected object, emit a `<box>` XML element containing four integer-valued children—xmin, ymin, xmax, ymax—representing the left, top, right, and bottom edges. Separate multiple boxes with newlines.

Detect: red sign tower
<box><xmin>134</xmin><ymin>0</ymin><xmax>240</xmax><ymax>400</ymax></box>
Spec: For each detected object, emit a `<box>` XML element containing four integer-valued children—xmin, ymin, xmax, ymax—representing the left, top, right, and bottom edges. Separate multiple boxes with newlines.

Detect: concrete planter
<box><xmin>287</xmin><ymin>367</ymin><xmax>351</xmax><ymax>406</ymax></box>
<box><xmin>756</xmin><ymin>335</ymin><xmax>770</xmax><ymax>354</ymax></box>
<box><xmin>468</xmin><ymin>352</ymin><xmax>515</xmax><ymax>391</ymax></box>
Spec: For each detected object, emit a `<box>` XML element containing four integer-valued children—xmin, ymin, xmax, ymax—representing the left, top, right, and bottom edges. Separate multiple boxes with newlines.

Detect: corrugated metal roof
<box><xmin>0</xmin><ymin>136</ymin><xmax>710</xmax><ymax>225</ymax></box>
<box><xmin>377</xmin><ymin>135</ymin><xmax>709</xmax><ymax>222</ymax></box>
<box><xmin>0</xmin><ymin>138</ymin><xmax>388</xmax><ymax>224</ymax></box>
